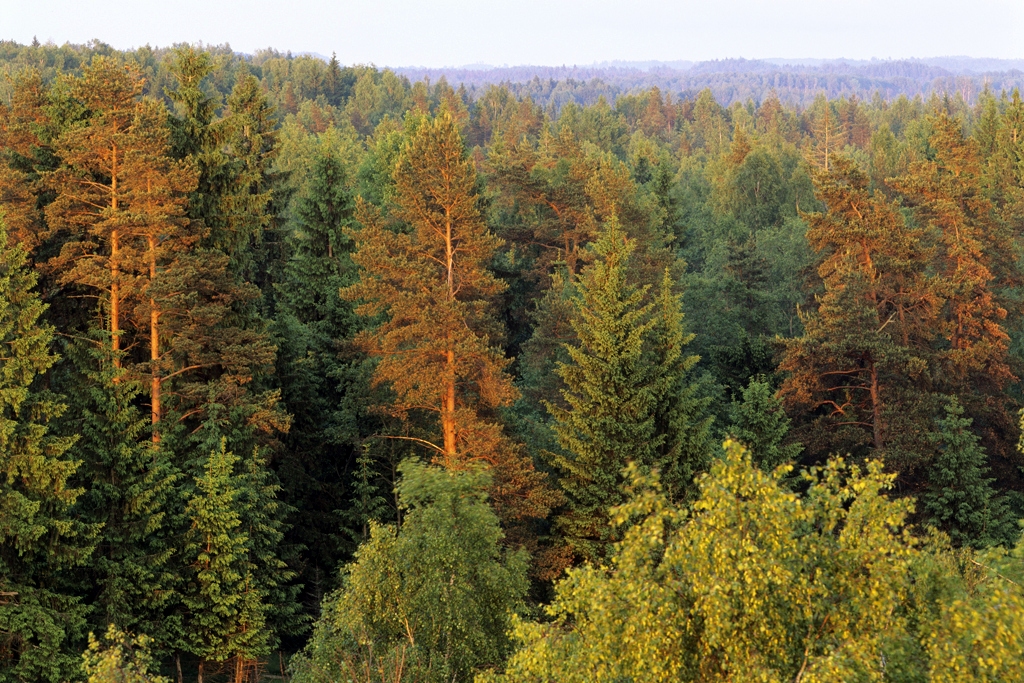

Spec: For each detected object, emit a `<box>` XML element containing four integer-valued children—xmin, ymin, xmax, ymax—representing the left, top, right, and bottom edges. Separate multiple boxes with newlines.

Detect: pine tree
<box><xmin>546</xmin><ymin>218</ymin><xmax>658</xmax><ymax>563</ymax></box>
<box><xmin>344</xmin><ymin>110</ymin><xmax>556</xmax><ymax>523</ymax></box>
<box><xmin>45</xmin><ymin>57</ymin><xmax>150</xmax><ymax>367</ymax></box>
<box><xmin>0</xmin><ymin>223</ymin><xmax>95</xmax><ymax>682</ymax></box>
<box><xmin>0</xmin><ymin>70</ymin><xmax>53</xmax><ymax>255</ymax></box>
<box><xmin>730</xmin><ymin>377</ymin><xmax>802</xmax><ymax>471</ymax></box>
<box><xmin>892</xmin><ymin>114</ymin><xmax>1014</xmax><ymax>397</ymax></box>
<box><xmin>161</xmin><ymin>46</ymin><xmax>286</xmax><ymax>451</ymax></box>
<box><xmin>779</xmin><ymin>157</ymin><xmax>939</xmax><ymax>466</ymax></box>
<box><xmin>923</xmin><ymin>397</ymin><xmax>1015</xmax><ymax>549</ymax></box>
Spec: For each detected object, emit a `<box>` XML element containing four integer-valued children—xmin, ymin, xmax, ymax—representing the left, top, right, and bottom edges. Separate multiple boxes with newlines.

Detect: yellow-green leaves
<box><xmin>489</xmin><ymin>440</ymin><xmax>944</xmax><ymax>683</ymax></box>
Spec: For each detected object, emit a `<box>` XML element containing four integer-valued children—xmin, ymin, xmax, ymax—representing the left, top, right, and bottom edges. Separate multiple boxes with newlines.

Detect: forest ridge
<box><xmin>1</xmin><ymin>38</ymin><xmax>1024</xmax><ymax>683</ymax></box>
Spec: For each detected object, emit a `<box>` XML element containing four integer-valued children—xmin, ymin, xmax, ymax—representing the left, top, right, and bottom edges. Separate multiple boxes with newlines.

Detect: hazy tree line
<box><xmin>1</xmin><ymin>40</ymin><xmax>1024</xmax><ymax>682</ymax></box>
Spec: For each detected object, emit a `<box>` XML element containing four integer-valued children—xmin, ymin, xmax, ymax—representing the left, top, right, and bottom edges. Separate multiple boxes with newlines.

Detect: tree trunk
<box><xmin>869</xmin><ymin>361</ymin><xmax>884</xmax><ymax>451</ymax></box>
<box><xmin>442</xmin><ymin>348</ymin><xmax>457</xmax><ymax>464</ymax></box>
<box><xmin>441</xmin><ymin>208</ymin><xmax>458</xmax><ymax>464</ymax></box>
<box><xmin>110</xmin><ymin>144</ymin><xmax>121</xmax><ymax>369</ymax></box>
<box><xmin>148</xmin><ymin>233</ymin><xmax>161</xmax><ymax>442</ymax></box>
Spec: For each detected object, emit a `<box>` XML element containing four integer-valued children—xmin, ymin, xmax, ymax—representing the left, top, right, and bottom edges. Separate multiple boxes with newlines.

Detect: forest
<box><xmin>1</xmin><ymin>38</ymin><xmax>1024</xmax><ymax>682</ymax></box>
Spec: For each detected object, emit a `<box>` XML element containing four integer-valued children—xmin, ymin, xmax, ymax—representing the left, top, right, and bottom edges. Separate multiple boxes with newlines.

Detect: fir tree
<box><xmin>0</xmin><ymin>223</ymin><xmax>94</xmax><ymax>682</ymax></box>
<box><xmin>730</xmin><ymin>377</ymin><xmax>802</xmax><ymax>471</ymax></box>
<box><xmin>923</xmin><ymin>398</ymin><xmax>1016</xmax><ymax>549</ymax></box>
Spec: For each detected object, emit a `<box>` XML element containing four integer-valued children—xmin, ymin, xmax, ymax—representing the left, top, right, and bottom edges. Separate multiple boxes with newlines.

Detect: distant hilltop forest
<box><xmin>3</xmin><ymin>39</ymin><xmax>1024</xmax><ymax>111</ymax></box>
<box><xmin>396</xmin><ymin>56</ymin><xmax>1024</xmax><ymax>108</ymax></box>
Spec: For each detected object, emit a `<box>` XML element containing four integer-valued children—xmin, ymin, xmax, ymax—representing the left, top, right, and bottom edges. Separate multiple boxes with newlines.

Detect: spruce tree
<box><xmin>236</xmin><ymin>447</ymin><xmax>304</xmax><ymax>650</ymax></box>
<box><xmin>0</xmin><ymin>223</ymin><xmax>94</xmax><ymax>682</ymax></box>
<box><xmin>181</xmin><ymin>441</ymin><xmax>270</xmax><ymax>683</ymax></box>
<box><xmin>730</xmin><ymin>377</ymin><xmax>802</xmax><ymax>471</ymax></box>
<box><xmin>274</xmin><ymin>143</ymin><xmax>369</xmax><ymax>597</ymax></box>
<box><xmin>923</xmin><ymin>397</ymin><xmax>1016</xmax><ymax>549</ymax></box>
<box><xmin>649</xmin><ymin>269</ymin><xmax>713</xmax><ymax>499</ymax></box>
<box><xmin>547</xmin><ymin>217</ymin><xmax>658</xmax><ymax>563</ymax></box>
<box><xmin>61</xmin><ymin>340</ymin><xmax>179</xmax><ymax>648</ymax></box>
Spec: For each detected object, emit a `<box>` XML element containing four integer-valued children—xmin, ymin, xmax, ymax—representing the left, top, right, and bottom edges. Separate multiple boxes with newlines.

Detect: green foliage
<box><xmin>292</xmin><ymin>461</ymin><xmax>528</xmax><ymax>683</ymax></box>
<box><xmin>0</xmin><ymin>223</ymin><xmax>94</xmax><ymax>682</ymax></box>
<box><xmin>545</xmin><ymin>218</ymin><xmax>657</xmax><ymax>562</ymax></box>
<box><xmin>729</xmin><ymin>376</ymin><xmax>802</xmax><ymax>470</ymax></box>
<box><xmin>490</xmin><ymin>440</ymin><xmax>1024</xmax><ymax>683</ymax></box>
<box><xmin>923</xmin><ymin>398</ymin><xmax>1016</xmax><ymax>548</ymax></box>
<box><xmin>81</xmin><ymin>626</ymin><xmax>170</xmax><ymax>683</ymax></box>
<box><xmin>181</xmin><ymin>441</ymin><xmax>271</xmax><ymax>669</ymax></box>
<box><xmin>61</xmin><ymin>340</ymin><xmax>179</xmax><ymax>647</ymax></box>
<box><xmin>547</xmin><ymin>218</ymin><xmax>708</xmax><ymax>562</ymax></box>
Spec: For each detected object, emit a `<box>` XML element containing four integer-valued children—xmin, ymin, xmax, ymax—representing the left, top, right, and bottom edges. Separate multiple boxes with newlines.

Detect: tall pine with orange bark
<box><xmin>891</xmin><ymin>114</ymin><xmax>1016</xmax><ymax>449</ymax></box>
<box><xmin>779</xmin><ymin>157</ymin><xmax>940</xmax><ymax>465</ymax></box>
<box><xmin>345</xmin><ymin>111</ymin><xmax>557</xmax><ymax>524</ymax></box>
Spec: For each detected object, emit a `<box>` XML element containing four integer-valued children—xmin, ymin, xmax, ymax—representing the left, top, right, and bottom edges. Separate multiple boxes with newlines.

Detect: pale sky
<box><xmin>7</xmin><ymin>0</ymin><xmax>1024</xmax><ymax>66</ymax></box>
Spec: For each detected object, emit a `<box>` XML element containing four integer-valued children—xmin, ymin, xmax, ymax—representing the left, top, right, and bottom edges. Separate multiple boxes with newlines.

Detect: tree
<box><xmin>45</xmin><ymin>57</ymin><xmax>152</xmax><ymax>367</ymax></box>
<box><xmin>923</xmin><ymin>397</ymin><xmax>1016</xmax><ymax>548</ymax></box>
<box><xmin>181</xmin><ymin>441</ymin><xmax>271</xmax><ymax>683</ymax></box>
<box><xmin>730</xmin><ymin>377</ymin><xmax>802</xmax><ymax>471</ymax></box>
<box><xmin>0</xmin><ymin>222</ymin><xmax>94</xmax><ymax>682</ymax></box>
<box><xmin>61</xmin><ymin>340</ymin><xmax>179</xmax><ymax>647</ymax></box>
<box><xmin>649</xmin><ymin>269</ymin><xmax>713</xmax><ymax>498</ymax></box>
<box><xmin>547</xmin><ymin>219</ymin><xmax>708</xmax><ymax>562</ymax></box>
<box><xmin>489</xmin><ymin>441</ymin><xmax>920</xmax><ymax>682</ymax></box>
<box><xmin>291</xmin><ymin>462</ymin><xmax>529</xmax><ymax>683</ymax></box>
<box><xmin>546</xmin><ymin>218</ymin><xmax>656</xmax><ymax>563</ymax></box>
<box><xmin>81</xmin><ymin>626</ymin><xmax>170</xmax><ymax>683</ymax></box>
<box><xmin>344</xmin><ymin>110</ymin><xmax>555</xmax><ymax>522</ymax></box>
<box><xmin>779</xmin><ymin>157</ymin><xmax>939</xmax><ymax>466</ymax></box>
<box><xmin>274</xmin><ymin>142</ymin><xmax>371</xmax><ymax>597</ymax></box>
<box><xmin>892</xmin><ymin>114</ymin><xmax>1014</xmax><ymax>401</ymax></box>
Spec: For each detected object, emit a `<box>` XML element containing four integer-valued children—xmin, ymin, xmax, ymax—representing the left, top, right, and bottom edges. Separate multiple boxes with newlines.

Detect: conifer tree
<box><xmin>648</xmin><ymin>270</ymin><xmax>713</xmax><ymax>499</ymax></box>
<box><xmin>344</xmin><ymin>110</ymin><xmax>556</xmax><ymax>523</ymax></box>
<box><xmin>275</xmin><ymin>144</ymin><xmax>367</xmax><ymax>587</ymax></box>
<box><xmin>547</xmin><ymin>218</ymin><xmax>705</xmax><ymax>562</ymax></box>
<box><xmin>780</xmin><ymin>157</ymin><xmax>939</xmax><ymax>465</ymax></box>
<box><xmin>181</xmin><ymin>441</ymin><xmax>270</xmax><ymax>683</ymax></box>
<box><xmin>61</xmin><ymin>340</ymin><xmax>179</xmax><ymax>647</ymax></box>
<box><xmin>0</xmin><ymin>70</ymin><xmax>53</xmax><ymax>255</ymax></box>
<box><xmin>236</xmin><ymin>448</ymin><xmax>304</xmax><ymax>650</ymax></box>
<box><xmin>0</xmin><ymin>223</ymin><xmax>94</xmax><ymax>682</ymax></box>
<box><xmin>730</xmin><ymin>377</ymin><xmax>802</xmax><ymax>471</ymax></box>
<box><xmin>892</xmin><ymin>114</ymin><xmax>1014</xmax><ymax>398</ymax></box>
<box><xmin>923</xmin><ymin>397</ymin><xmax>1015</xmax><ymax>549</ymax></box>
<box><xmin>45</xmin><ymin>57</ymin><xmax>150</xmax><ymax>366</ymax></box>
